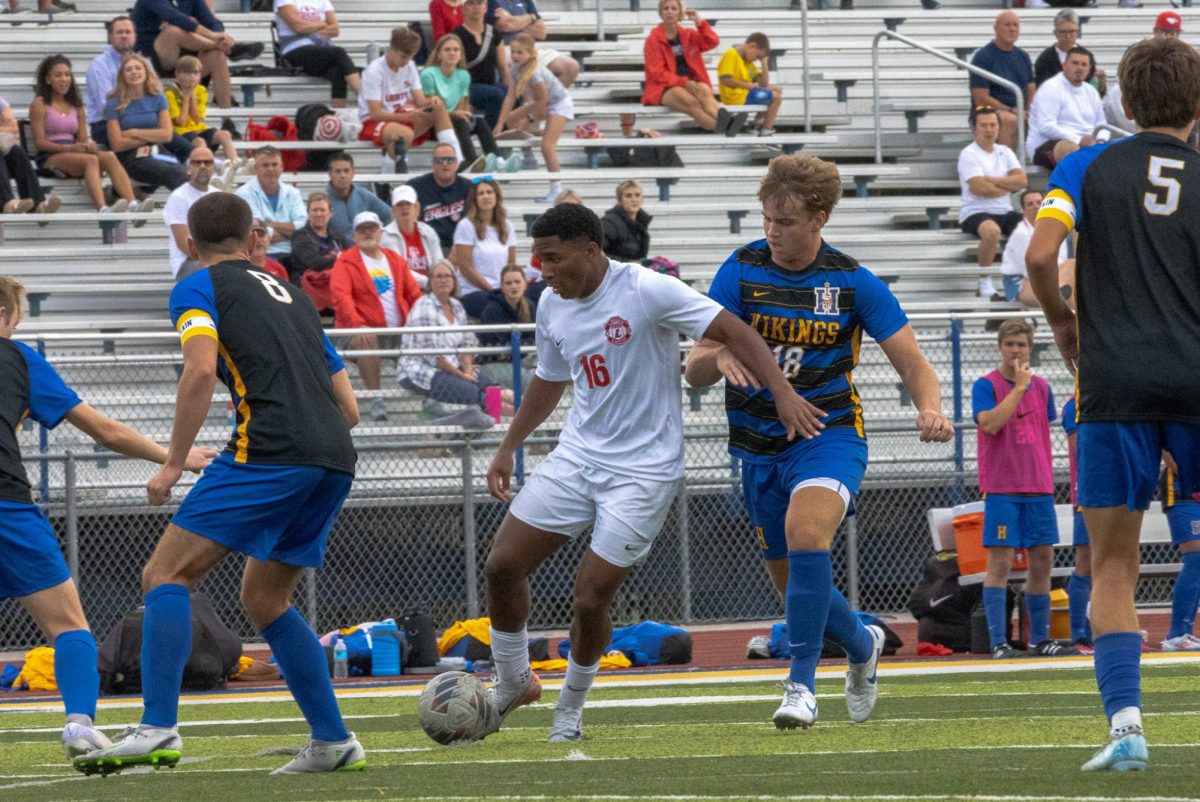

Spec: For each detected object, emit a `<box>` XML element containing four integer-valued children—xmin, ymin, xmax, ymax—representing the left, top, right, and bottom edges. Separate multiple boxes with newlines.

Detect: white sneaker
<box><xmin>62</xmin><ymin>722</ymin><xmax>112</xmax><ymax>759</ymax></box>
<box><xmin>772</xmin><ymin>680</ymin><xmax>817</xmax><ymax>730</ymax></box>
<box><xmin>1162</xmin><ymin>633</ymin><xmax>1200</xmax><ymax>651</ymax></box>
<box><xmin>72</xmin><ymin>725</ymin><xmax>182</xmax><ymax>775</ymax></box>
<box><xmin>548</xmin><ymin>705</ymin><xmax>584</xmax><ymax>743</ymax></box>
<box><xmin>271</xmin><ymin>733</ymin><xmax>366</xmax><ymax>775</ymax></box>
<box><xmin>845</xmin><ymin>624</ymin><xmax>885</xmax><ymax>723</ymax></box>
<box><xmin>978</xmin><ymin>278</ymin><xmax>998</xmax><ymax>298</ymax></box>
<box><xmin>102</xmin><ymin>199</ymin><xmax>129</xmax><ymax>215</ymax></box>
<box><xmin>1081</xmin><ymin>731</ymin><xmax>1148</xmax><ymax>772</ymax></box>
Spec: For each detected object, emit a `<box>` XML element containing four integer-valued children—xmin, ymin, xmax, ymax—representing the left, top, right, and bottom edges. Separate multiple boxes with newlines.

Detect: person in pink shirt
<box><xmin>973</xmin><ymin>318</ymin><xmax>1078</xmax><ymax>659</ymax></box>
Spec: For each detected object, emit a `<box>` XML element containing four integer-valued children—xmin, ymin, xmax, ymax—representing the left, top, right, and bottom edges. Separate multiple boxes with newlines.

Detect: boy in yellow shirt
<box><xmin>166</xmin><ymin>56</ymin><xmax>241</xmax><ymax>184</ymax></box>
<box><xmin>717</xmin><ymin>33</ymin><xmax>782</xmax><ymax>136</ymax></box>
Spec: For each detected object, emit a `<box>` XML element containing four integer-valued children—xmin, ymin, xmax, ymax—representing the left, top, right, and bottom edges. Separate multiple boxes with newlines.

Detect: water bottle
<box><xmin>226</xmin><ymin>400</ymin><xmax>236</xmax><ymax>429</ymax></box>
<box><xmin>333</xmin><ymin>637</ymin><xmax>349</xmax><ymax>679</ymax></box>
<box><xmin>366</xmin><ymin>42</ymin><xmax>380</xmax><ymax>64</ymax></box>
<box><xmin>370</xmin><ymin>621</ymin><xmax>402</xmax><ymax>677</ymax></box>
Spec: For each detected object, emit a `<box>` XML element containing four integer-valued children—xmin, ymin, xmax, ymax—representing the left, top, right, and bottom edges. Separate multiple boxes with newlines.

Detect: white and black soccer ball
<box><xmin>417</xmin><ymin>671</ymin><xmax>492</xmax><ymax>745</ymax></box>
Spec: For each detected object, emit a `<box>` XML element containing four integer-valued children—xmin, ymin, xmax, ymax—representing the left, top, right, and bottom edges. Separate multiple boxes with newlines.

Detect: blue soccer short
<box><xmin>172</xmin><ymin>453</ymin><xmax>353</xmax><ymax>568</ymax></box>
<box><xmin>1072</xmin><ymin>508</ymin><xmax>1090</xmax><ymax>547</ymax></box>
<box><xmin>1167</xmin><ymin>501</ymin><xmax>1200</xmax><ymax>547</ymax></box>
<box><xmin>0</xmin><ymin>501</ymin><xmax>71</xmax><ymax>600</ymax></box>
<box><xmin>740</xmin><ymin>429</ymin><xmax>867</xmax><ymax>561</ymax></box>
<box><xmin>1078</xmin><ymin>421</ymin><xmax>1200</xmax><ymax>510</ymax></box>
<box><xmin>982</xmin><ymin>494</ymin><xmax>1058</xmax><ymax>549</ymax></box>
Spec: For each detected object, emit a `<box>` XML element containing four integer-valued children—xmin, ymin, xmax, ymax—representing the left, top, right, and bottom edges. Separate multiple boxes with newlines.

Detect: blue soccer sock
<box><xmin>53</xmin><ymin>629</ymin><xmax>98</xmax><ymax>722</ymax></box>
<box><xmin>824</xmin><ymin>587</ymin><xmax>873</xmax><ymax>664</ymax></box>
<box><xmin>1067</xmin><ymin>572</ymin><xmax>1093</xmax><ymax>644</ymax></box>
<box><xmin>263</xmin><ymin>607</ymin><xmax>348</xmax><ymax>743</ymax></box>
<box><xmin>141</xmin><ymin>583</ymin><xmax>192</xmax><ymax>729</ymax></box>
<box><xmin>785</xmin><ymin>550</ymin><xmax>833</xmax><ymax>691</ymax></box>
<box><xmin>1026</xmin><ymin>592</ymin><xmax>1051</xmax><ymax>646</ymax></box>
<box><xmin>982</xmin><ymin>586</ymin><xmax>1008</xmax><ymax>648</ymax></box>
<box><xmin>1094</xmin><ymin>631</ymin><xmax>1142</xmax><ymax>721</ymax></box>
<box><xmin>1168</xmin><ymin>551</ymin><xmax>1200</xmax><ymax>639</ymax></box>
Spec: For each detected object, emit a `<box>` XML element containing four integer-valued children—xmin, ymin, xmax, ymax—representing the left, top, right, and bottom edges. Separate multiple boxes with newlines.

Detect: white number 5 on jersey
<box><xmin>1145</xmin><ymin>156</ymin><xmax>1185</xmax><ymax>217</ymax></box>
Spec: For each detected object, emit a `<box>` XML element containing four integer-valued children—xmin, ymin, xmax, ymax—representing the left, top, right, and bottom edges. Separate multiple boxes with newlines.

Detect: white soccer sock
<box><xmin>436</xmin><ymin>129</ymin><xmax>464</xmax><ymax>162</ymax></box>
<box><xmin>1110</xmin><ymin>705</ymin><xmax>1143</xmax><ymax>737</ymax></box>
<box><xmin>557</xmin><ymin>655</ymin><xmax>600</xmax><ymax>711</ymax></box>
<box><xmin>65</xmin><ymin>713</ymin><xmax>93</xmax><ymax>728</ymax></box>
<box><xmin>489</xmin><ymin>626</ymin><xmax>531</xmax><ymax>689</ymax></box>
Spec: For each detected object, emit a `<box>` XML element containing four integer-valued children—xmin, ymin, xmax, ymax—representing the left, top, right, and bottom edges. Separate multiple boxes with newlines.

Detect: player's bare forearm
<box><xmin>683</xmin><ymin>338</ymin><xmax>724</xmax><ymax>387</ymax></box>
<box><xmin>1027</xmin><ymin>219</ymin><xmax>1072</xmax><ymax>323</ymax></box>
<box><xmin>330</xmin><ymin>368</ymin><xmax>360</xmax><ymax>429</ymax></box>
<box><xmin>166</xmin><ymin>365</ymin><xmax>216</xmax><ymax>468</ymax></box>
<box><xmin>976</xmin><ymin>385</ymin><xmax>1025</xmax><ymax>435</ymax></box>
<box><xmin>498</xmin><ymin>376</ymin><xmax>567</xmax><ymax>453</ymax></box>
<box><xmin>701</xmin><ymin>311</ymin><xmax>791</xmax><ymax>399</ymax></box>
<box><xmin>66</xmin><ymin>403</ymin><xmax>169</xmax><ymax>464</ymax></box>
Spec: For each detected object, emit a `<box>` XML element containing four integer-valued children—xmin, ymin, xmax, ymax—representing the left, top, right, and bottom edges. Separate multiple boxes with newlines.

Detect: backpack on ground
<box><xmin>97</xmin><ymin>592</ymin><xmax>242</xmax><ymax>695</ymax></box>
<box><xmin>906</xmin><ymin>551</ymin><xmax>982</xmax><ymax>653</ymax></box>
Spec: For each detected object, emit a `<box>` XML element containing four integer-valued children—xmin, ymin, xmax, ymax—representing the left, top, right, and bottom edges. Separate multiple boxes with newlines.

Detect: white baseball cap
<box><xmin>353</xmin><ymin>211</ymin><xmax>383</xmax><ymax>229</ymax></box>
<box><xmin>391</xmin><ymin>185</ymin><xmax>418</xmax><ymax>205</ymax></box>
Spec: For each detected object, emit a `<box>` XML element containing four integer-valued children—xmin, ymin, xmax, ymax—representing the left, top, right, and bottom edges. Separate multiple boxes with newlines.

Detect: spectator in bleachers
<box><xmin>324</xmin><ymin>151</ymin><xmax>392</xmax><ymax>240</ymax></box>
<box><xmin>498</xmin><ymin>34</ymin><xmax>572</xmax><ymax>203</ymax></box>
<box><xmin>0</xmin><ymin>98</ymin><xmax>59</xmax><ymax>217</ymax></box>
<box><xmin>601</xmin><ymin>179</ymin><xmax>651</xmax><ymax>265</ymax></box>
<box><xmin>358</xmin><ymin>27</ymin><xmax>461</xmax><ymax>175</ymax></box>
<box><xmin>478</xmin><ymin>263</ymin><xmax>535</xmax><ymax>387</ymax></box>
<box><xmin>717</xmin><ymin>33</ymin><xmax>783</xmax><ymax>137</ymax></box>
<box><xmin>30</xmin><ymin>55</ymin><xmax>139</xmax><ymax>215</ymax></box>
<box><xmin>104</xmin><ymin>53</ymin><xmax>189</xmax><ymax>193</ymax></box>
<box><xmin>644</xmin><ymin>0</ymin><xmax>741</xmax><ymax>135</ymax></box>
<box><xmin>236</xmin><ymin>145</ymin><xmax>307</xmax><ymax>269</ymax></box>
<box><xmin>1033</xmin><ymin>10</ymin><xmax>1104</xmax><ymax>94</ymax></box>
<box><xmin>999</xmin><ymin>189</ymin><xmax>1070</xmax><ymax>309</ymax></box>
<box><xmin>163</xmin><ymin>145</ymin><xmax>220</xmax><ymax>281</ymax></box>
<box><xmin>956</xmin><ymin>105</ymin><xmax>1026</xmax><ymax>301</ymax></box>
<box><xmin>331</xmin><ymin>210</ymin><xmax>423</xmax><ymax>421</ymax></box>
<box><xmin>291</xmin><ymin>191</ymin><xmax>350</xmax><ymax>310</ymax></box>
<box><xmin>248</xmin><ymin>217</ymin><xmax>291</xmax><ymax>282</ymax></box>
<box><xmin>85</xmin><ymin>16</ymin><xmax>137</xmax><ymax>147</ymax></box>
<box><xmin>969</xmin><ymin>11</ymin><xmax>1035</xmax><ymax>151</ymax></box>
<box><xmin>166</xmin><ymin>56</ymin><xmax>240</xmax><ymax>187</ymax></box>
<box><xmin>430</xmin><ymin>0</ymin><xmax>464</xmax><ymax>42</ymax></box>
<box><xmin>273</xmin><ymin>0</ymin><xmax>362</xmax><ymax>109</ymax></box>
<box><xmin>456</xmin><ymin>0</ymin><xmax>510</xmax><ymax>130</ymax></box>
<box><xmin>130</xmin><ymin>0</ymin><xmax>262</xmax><ymax>111</ymax></box>
<box><xmin>396</xmin><ymin>259</ymin><xmax>512</xmax><ymax>425</ymax></box>
<box><xmin>487</xmin><ymin>0</ymin><xmax>580</xmax><ymax>88</ymax></box>
<box><xmin>408</xmin><ymin>142</ymin><xmax>469</xmax><ymax>252</ymax></box>
<box><xmin>1103</xmin><ymin>12</ymin><xmax>1180</xmax><ymax>136</ymax></box>
<box><xmin>422</xmin><ymin>33</ymin><xmax>500</xmax><ymax>173</ymax></box>
<box><xmin>1026</xmin><ymin>47</ymin><xmax>1104</xmax><ymax>170</ymax></box>
<box><xmin>451</xmin><ymin>176</ymin><xmax>517</xmax><ymax>318</ymax></box>
<box><xmin>381</xmin><ymin>184</ymin><xmax>443</xmax><ymax>288</ymax></box>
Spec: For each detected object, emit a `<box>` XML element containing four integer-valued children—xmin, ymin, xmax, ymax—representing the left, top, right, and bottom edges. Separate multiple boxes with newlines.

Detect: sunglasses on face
<box><xmin>432</xmin><ymin>156</ymin><xmax>457</xmax><ymax>165</ymax></box>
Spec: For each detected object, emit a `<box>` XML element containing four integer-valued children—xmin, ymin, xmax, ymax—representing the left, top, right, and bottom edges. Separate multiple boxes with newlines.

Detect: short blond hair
<box><xmin>758</xmin><ymin>154</ymin><xmax>842</xmax><ymax>218</ymax></box>
<box><xmin>996</xmin><ymin>318</ymin><xmax>1034</xmax><ymax>345</ymax></box>
<box><xmin>0</xmin><ymin>276</ymin><xmax>27</xmax><ymax>326</ymax></box>
<box><xmin>175</xmin><ymin>55</ymin><xmax>202</xmax><ymax>73</ymax></box>
<box><xmin>615</xmin><ymin>179</ymin><xmax>642</xmax><ymax>202</ymax></box>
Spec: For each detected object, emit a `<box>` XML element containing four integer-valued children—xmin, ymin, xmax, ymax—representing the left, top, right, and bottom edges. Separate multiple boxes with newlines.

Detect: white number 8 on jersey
<box><xmin>248</xmin><ymin>270</ymin><xmax>294</xmax><ymax>303</ymax></box>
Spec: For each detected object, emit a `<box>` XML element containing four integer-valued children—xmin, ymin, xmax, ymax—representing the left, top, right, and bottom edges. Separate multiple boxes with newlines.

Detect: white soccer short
<box><xmin>508</xmin><ymin>449</ymin><xmax>680</xmax><ymax>568</ymax></box>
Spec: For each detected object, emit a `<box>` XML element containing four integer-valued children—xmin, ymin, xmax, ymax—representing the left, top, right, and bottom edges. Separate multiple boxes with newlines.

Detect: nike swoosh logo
<box><xmin>624</xmin><ymin>544</ymin><xmax>640</xmax><ymax>551</ymax></box>
<box><xmin>752</xmin><ymin>291</ymin><xmax>769</xmax><ymax>298</ymax></box>
<box><xmin>788</xmin><ymin>641</ymin><xmax>807</xmax><ymax>650</ymax></box>
<box><xmin>930</xmin><ymin>594</ymin><xmax>953</xmax><ymax>607</ymax></box>
<box><xmin>1017</xmin><ymin>411</ymin><xmax>1031</xmax><ymax>418</ymax></box>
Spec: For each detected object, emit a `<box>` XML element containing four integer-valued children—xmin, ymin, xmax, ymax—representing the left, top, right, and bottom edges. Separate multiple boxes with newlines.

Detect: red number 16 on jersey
<box><xmin>579</xmin><ymin>353</ymin><xmax>611</xmax><ymax>388</ymax></box>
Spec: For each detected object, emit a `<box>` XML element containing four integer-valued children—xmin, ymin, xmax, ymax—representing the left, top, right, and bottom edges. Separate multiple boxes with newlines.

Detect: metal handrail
<box><xmin>872</xmin><ymin>29</ymin><xmax>1026</xmax><ymax>165</ymax></box>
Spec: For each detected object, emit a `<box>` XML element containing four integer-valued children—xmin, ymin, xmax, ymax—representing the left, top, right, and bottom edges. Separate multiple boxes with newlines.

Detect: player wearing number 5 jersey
<box><xmin>483</xmin><ymin>203</ymin><xmax>817</xmax><ymax>744</ymax></box>
<box><xmin>75</xmin><ymin>193</ymin><xmax>365</xmax><ymax>778</ymax></box>
<box><xmin>687</xmin><ymin>154</ymin><xmax>952</xmax><ymax>732</ymax></box>
<box><xmin>1027</xmin><ymin>37</ymin><xmax>1200</xmax><ymax>772</ymax></box>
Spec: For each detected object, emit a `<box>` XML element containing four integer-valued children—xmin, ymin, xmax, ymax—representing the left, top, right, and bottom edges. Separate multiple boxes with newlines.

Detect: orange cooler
<box><xmin>953</xmin><ymin>500</ymin><xmax>1027</xmax><ymax>575</ymax></box>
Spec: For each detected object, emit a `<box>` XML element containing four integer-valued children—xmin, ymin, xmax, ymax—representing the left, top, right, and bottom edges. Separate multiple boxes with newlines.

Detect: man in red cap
<box><xmin>1154</xmin><ymin>11</ymin><xmax>1182</xmax><ymax>39</ymax></box>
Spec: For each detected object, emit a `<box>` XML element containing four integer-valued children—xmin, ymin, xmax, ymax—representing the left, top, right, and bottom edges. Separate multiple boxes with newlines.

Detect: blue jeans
<box><xmin>469</xmin><ymin>82</ymin><xmax>507</xmax><ymax>129</ymax></box>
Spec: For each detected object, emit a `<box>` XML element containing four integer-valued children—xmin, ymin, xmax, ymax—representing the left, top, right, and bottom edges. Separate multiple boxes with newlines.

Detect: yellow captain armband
<box><xmin>1036</xmin><ymin>189</ymin><xmax>1077</xmax><ymax>233</ymax></box>
<box><xmin>176</xmin><ymin>309</ymin><xmax>218</xmax><ymax>344</ymax></box>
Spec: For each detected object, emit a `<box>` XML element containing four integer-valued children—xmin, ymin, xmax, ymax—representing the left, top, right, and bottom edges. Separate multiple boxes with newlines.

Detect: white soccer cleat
<box><xmin>72</xmin><ymin>725</ymin><xmax>182</xmax><ymax>775</ymax></box>
<box><xmin>773</xmin><ymin>680</ymin><xmax>818</xmax><ymax>730</ymax></box>
<box><xmin>62</xmin><ymin>722</ymin><xmax>112</xmax><ymax>759</ymax></box>
<box><xmin>1162</xmin><ymin>633</ymin><xmax>1200</xmax><ymax>652</ymax></box>
<box><xmin>548</xmin><ymin>705</ymin><xmax>584</xmax><ymax>743</ymax></box>
<box><xmin>1081</xmin><ymin>731</ymin><xmax>1148</xmax><ymax>772</ymax></box>
<box><xmin>270</xmin><ymin>733</ymin><xmax>366</xmax><ymax>775</ymax></box>
<box><xmin>845</xmin><ymin>624</ymin><xmax>885</xmax><ymax>723</ymax></box>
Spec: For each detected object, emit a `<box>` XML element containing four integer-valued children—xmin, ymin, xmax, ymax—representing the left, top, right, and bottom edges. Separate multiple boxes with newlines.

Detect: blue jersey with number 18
<box><xmin>707</xmin><ymin>239</ymin><xmax>908</xmax><ymax>464</ymax></box>
<box><xmin>169</xmin><ymin>261</ymin><xmax>356</xmax><ymax>473</ymax></box>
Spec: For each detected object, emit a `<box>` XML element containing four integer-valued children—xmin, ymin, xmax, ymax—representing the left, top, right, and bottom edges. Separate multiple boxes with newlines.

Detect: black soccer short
<box><xmin>960</xmin><ymin>211</ymin><xmax>1023</xmax><ymax>238</ymax></box>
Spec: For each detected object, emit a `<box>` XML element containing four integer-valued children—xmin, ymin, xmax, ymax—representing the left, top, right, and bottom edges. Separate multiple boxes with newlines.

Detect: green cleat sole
<box><xmin>336</xmin><ymin>759</ymin><xmax>367</xmax><ymax>772</ymax></box>
<box><xmin>74</xmin><ymin>749</ymin><xmax>182</xmax><ymax>776</ymax></box>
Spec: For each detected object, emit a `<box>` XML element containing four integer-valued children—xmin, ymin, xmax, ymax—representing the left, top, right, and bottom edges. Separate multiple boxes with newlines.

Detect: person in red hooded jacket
<box><xmin>330</xmin><ymin>210</ymin><xmax>422</xmax><ymax>421</ymax></box>
<box><xmin>642</xmin><ymin>0</ymin><xmax>740</xmax><ymax>134</ymax></box>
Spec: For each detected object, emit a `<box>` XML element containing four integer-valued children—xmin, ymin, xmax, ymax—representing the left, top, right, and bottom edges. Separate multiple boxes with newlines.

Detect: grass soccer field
<box><xmin>1</xmin><ymin>657</ymin><xmax>1198</xmax><ymax>802</ymax></box>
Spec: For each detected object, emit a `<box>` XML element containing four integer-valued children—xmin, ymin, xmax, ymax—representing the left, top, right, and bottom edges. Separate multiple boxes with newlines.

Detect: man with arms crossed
<box><xmin>1027</xmin><ymin>36</ymin><xmax>1200</xmax><ymax>772</ymax></box>
<box><xmin>686</xmin><ymin>154</ymin><xmax>953</xmax><ymax>729</ymax></box>
<box><xmin>74</xmin><ymin>193</ymin><xmax>364</xmax><ymax>776</ymax></box>
<box><xmin>483</xmin><ymin>203</ymin><xmax>816</xmax><ymax>743</ymax></box>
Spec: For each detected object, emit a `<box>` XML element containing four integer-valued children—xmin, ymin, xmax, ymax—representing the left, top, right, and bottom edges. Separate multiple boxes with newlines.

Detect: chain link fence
<box><xmin>1</xmin><ymin>316</ymin><xmax>1180</xmax><ymax>651</ymax></box>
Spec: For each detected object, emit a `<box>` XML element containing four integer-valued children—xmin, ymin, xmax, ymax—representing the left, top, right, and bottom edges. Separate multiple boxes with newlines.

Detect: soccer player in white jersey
<box><xmin>483</xmin><ymin>203</ymin><xmax>821</xmax><ymax>742</ymax></box>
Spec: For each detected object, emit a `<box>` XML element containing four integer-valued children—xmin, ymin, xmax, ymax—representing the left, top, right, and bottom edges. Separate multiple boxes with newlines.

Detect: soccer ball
<box><xmin>417</xmin><ymin>671</ymin><xmax>493</xmax><ymax>745</ymax></box>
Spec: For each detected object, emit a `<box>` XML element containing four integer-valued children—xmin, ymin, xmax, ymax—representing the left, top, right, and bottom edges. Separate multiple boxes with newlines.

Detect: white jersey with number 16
<box><xmin>535</xmin><ymin>260</ymin><xmax>723</xmax><ymax>481</ymax></box>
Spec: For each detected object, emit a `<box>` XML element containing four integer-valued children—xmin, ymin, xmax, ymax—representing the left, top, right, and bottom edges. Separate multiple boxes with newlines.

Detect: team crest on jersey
<box><xmin>604</xmin><ymin>315</ymin><xmax>632</xmax><ymax>346</ymax></box>
<box><xmin>814</xmin><ymin>282</ymin><xmax>841</xmax><ymax>316</ymax></box>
